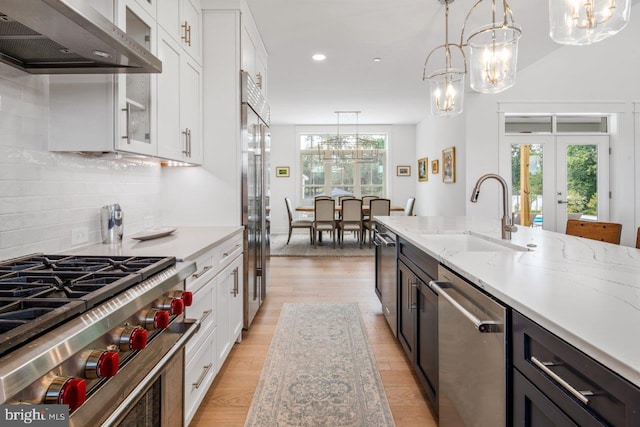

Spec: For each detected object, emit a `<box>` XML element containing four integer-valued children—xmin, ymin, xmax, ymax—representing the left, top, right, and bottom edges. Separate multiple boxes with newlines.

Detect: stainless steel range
<box><xmin>0</xmin><ymin>253</ymin><xmax>198</xmax><ymax>426</ymax></box>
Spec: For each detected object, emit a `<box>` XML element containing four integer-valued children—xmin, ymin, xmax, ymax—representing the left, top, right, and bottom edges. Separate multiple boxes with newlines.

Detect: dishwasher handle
<box><xmin>429</xmin><ymin>281</ymin><xmax>502</xmax><ymax>333</ymax></box>
<box><xmin>373</xmin><ymin>231</ymin><xmax>396</xmax><ymax>247</ymax></box>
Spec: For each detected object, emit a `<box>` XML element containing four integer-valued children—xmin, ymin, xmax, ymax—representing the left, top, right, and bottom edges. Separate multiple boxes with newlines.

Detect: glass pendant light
<box><xmin>549</xmin><ymin>0</ymin><xmax>631</xmax><ymax>45</ymax></box>
<box><xmin>462</xmin><ymin>0</ymin><xmax>521</xmax><ymax>94</ymax></box>
<box><xmin>423</xmin><ymin>0</ymin><xmax>467</xmax><ymax>117</ymax></box>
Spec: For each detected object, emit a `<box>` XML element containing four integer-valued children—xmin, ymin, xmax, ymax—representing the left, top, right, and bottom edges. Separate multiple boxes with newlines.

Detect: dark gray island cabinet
<box><xmin>392</xmin><ymin>237</ymin><xmax>640</xmax><ymax>426</ymax></box>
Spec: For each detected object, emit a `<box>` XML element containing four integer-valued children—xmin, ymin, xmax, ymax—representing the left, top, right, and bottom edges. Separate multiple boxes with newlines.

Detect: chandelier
<box><xmin>316</xmin><ymin>111</ymin><xmax>380</xmax><ymax>164</ymax></box>
<box><xmin>549</xmin><ymin>0</ymin><xmax>631</xmax><ymax>45</ymax></box>
<box><xmin>423</xmin><ymin>0</ymin><xmax>467</xmax><ymax>117</ymax></box>
<box><xmin>461</xmin><ymin>0</ymin><xmax>521</xmax><ymax>94</ymax></box>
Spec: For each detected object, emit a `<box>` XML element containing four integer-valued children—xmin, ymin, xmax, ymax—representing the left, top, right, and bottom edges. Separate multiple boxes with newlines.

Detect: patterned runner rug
<box><xmin>245</xmin><ymin>303</ymin><xmax>395</xmax><ymax>427</ymax></box>
<box><xmin>270</xmin><ymin>234</ymin><xmax>374</xmax><ymax>257</ymax></box>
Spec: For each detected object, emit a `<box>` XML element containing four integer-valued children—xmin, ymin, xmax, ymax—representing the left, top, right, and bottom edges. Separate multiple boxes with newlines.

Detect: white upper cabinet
<box><xmin>157</xmin><ymin>29</ymin><xmax>203</xmax><ymax>164</ymax></box>
<box><xmin>241</xmin><ymin>18</ymin><xmax>267</xmax><ymax>97</ymax></box>
<box><xmin>49</xmin><ymin>0</ymin><xmax>157</xmax><ymax>157</ymax></box>
<box><xmin>158</xmin><ymin>0</ymin><xmax>202</xmax><ymax>64</ymax></box>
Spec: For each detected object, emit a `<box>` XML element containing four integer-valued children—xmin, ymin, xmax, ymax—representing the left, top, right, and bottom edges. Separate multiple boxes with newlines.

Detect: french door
<box><xmin>505</xmin><ymin>135</ymin><xmax>609</xmax><ymax>233</ymax></box>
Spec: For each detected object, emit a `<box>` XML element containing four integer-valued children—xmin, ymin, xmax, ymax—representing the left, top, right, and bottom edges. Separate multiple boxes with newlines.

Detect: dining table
<box><xmin>295</xmin><ymin>204</ymin><xmax>405</xmax><ymax>213</ymax></box>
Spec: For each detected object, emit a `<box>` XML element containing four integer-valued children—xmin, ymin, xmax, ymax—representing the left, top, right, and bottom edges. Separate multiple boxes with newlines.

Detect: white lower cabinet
<box><xmin>185</xmin><ymin>327</ymin><xmax>217</xmax><ymax>425</ymax></box>
<box><xmin>216</xmin><ymin>254</ymin><xmax>243</xmax><ymax>368</ymax></box>
<box><xmin>183</xmin><ymin>231</ymin><xmax>244</xmax><ymax>425</ymax></box>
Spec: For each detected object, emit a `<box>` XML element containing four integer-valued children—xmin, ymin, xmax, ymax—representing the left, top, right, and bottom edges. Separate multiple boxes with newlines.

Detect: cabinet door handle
<box><xmin>181</xmin><ymin>21</ymin><xmax>192</xmax><ymax>46</ymax></box>
<box><xmin>231</xmin><ymin>266</ymin><xmax>239</xmax><ymax>296</ymax></box>
<box><xmin>223</xmin><ymin>244</ymin><xmax>242</xmax><ymax>258</ymax></box>
<box><xmin>182</xmin><ymin>128</ymin><xmax>190</xmax><ymax>156</ymax></box>
<box><xmin>121</xmin><ymin>104</ymin><xmax>131</xmax><ymax>143</ymax></box>
<box><xmin>192</xmin><ymin>265</ymin><xmax>212</xmax><ymax>278</ymax></box>
<box><xmin>199</xmin><ymin>309</ymin><xmax>213</xmax><ymax>323</ymax></box>
<box><xmin>530</xmin><ymin>356</ymin><xmax>593</xmax><ymax>406</ymax></box>
<box><xmin>256</xmin><ymin>72</ymin><xmax>263</xmax><ymax>89</ymax></box>
<box><xmin>192</xmin><ymin>363</ymin><xmax>213</xmax><ymax>389</ymax></box>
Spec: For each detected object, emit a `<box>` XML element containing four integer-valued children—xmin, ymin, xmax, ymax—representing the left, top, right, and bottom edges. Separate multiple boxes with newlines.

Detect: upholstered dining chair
<box><xmin>363</xmin><ymin>198</ymin><xmax>390</xmax><ymax>246</ymax></box>
<box><xmin>338</xmin><ymin>198</ymin><xmax>363</xmax><ymax>248</ymax></box>
<box><xmin>404</xmin><ymin>197</ymin><xmax>416</xmax><ymax>216</ymax></box>
<box><xmin>361</xmin><ymin>195</ymin><xmax>378</xmax><ymax>222</ymax></box>
<box><xmin>313</xmin><ymin>198</ymin><xmax>337</xmax><ymax>248</ymax></box>
<box><xmin>565</xmin><ymin>219</ymin><xmax>622</xmax><ymax>244</ymax></box>
<box><xmin>314</xmin><ymin>195</ymin><xmax>332</xmax><ymax>201</ymax></box>
<box><xmin>338</xmin><ymin>195</ymin><xmax>355</xmax><ymax>205</ymax></box>
<box><xmin>285</xmin><ymin>197</ymin><xmax>312</xmax><ymax>244</ymax></box>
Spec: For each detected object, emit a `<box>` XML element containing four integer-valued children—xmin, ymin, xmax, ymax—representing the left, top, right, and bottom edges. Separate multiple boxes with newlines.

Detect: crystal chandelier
<box><xmin>549</xmin><ymin>0</ymin><xmax>631</xmax><ymax>45</ymax></box>
<box><xmin>461</xmin><ymin>0</ymin><xmax>521</xmax><ymax>94</ymax></box>
<box><xmin>316</xmin><ymin>111</ymin><xmax>380</xmax><ymax>163</ymax></box>
<box><xmin>423</xmin><ymin>0</ymin><xmax>467</xmax><ymax>117</ymax></box>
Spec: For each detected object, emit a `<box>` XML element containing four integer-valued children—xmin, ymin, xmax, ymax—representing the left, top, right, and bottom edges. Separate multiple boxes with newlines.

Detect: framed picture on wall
<box><xmin>276</xmin><ymin>166</ymin><xmax>290</xmax><ymax>178</ymax></box>
<box><xmin>418</xmin><ymin>157</ymin><xmax>428</xmax><ymax>182</ymax></box>
<box><xmin>431</xmin><ymin>159</ymin><xmax>439</xmax><ymax>174</ymax></box>
<box><xmin>442</xmin><ymin>147</ymin><xmax>456</xmax><ymax>183</ymax></box>
<box><xmin>397</xmin><ymin>166</ymin><xmax>411</xmax><ymax>176</ymax></box>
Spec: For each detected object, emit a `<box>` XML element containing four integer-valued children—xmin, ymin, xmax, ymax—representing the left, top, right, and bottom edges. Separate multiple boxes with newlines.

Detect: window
<box><xmin>300</xmin><ymin>133</ymin><xmax>387</xmax><ymax>204</ymax></box>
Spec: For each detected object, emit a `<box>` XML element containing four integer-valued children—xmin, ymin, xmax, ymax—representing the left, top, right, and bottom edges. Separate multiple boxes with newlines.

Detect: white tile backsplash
<box><xmin>0</xmin><ymin>65</ymin><xmax>163</xmax><ymax>259</ymax></box>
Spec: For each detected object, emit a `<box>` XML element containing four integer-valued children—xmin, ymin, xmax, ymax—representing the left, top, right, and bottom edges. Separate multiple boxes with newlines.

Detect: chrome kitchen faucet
<box><xmin>470</xmin><ymin>173</ymin><xmax>518</xmax><ymax>240</ymax></box>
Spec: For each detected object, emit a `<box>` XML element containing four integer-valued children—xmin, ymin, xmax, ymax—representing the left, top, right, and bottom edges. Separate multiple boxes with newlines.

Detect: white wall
<box><xmin>0</xmin><ymin>64</ymin><xmax>163</xmax><ymax>259</ymax></box>
<box><xmin>268</xmin><ymin>124</ymin><xmax>417</xmax><ymax>234</ymax></box>
<box><xmin>415</xmin><ymin>113</ymin><xmax>467</xmax><ymax>216</ymax></box>
<box><xmin>463</xmin><ymin>5</ymin><xmax>640</xmax><ymax>246</ymax></box>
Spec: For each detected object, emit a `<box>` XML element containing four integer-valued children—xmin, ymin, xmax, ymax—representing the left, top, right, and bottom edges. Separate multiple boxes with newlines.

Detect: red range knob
<box><xmin>44</xmin><ymin>377</ymin><xmax>86</xmax><ymax>411</ymax></box>
<box><xmin>170</xmin><ymin>298</ymin><xmax>184</xmax><ymax>315</ymax></box>
<box><xmin>156</xmin><ymin>297</ymin><xmax>184</xmax><ymax>315</ymax></box>
<box><xmin>118</xmin><ymin>326</ymin><xmax>148</xmax><ymax>352</ymax></box>
<box><xmin>181</xmin><ymin>291</ymin><xmax>193</xmax><ymax>307</ymax></box>
<box><xmin>85</xmin><ymin>350</ymin><xmax>120</xmax><ymax>379</ymax></box>
<box><xmin>142</xmin><ymin>309</ymin><xmax>170</xmax><ymax>330</ymax></box>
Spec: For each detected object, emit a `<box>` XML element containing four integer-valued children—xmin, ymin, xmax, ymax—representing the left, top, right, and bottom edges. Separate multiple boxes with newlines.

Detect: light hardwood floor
<box><xmin>190</xmin><ymin>256</ymin><xmax>437</xmax><ymax>426</ymax></box>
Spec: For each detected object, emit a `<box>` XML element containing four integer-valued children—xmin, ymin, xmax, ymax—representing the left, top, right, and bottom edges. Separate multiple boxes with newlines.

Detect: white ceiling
<box><xmin>245</xmin><ymin>0</ymin><xmax>560</xmax><ymax>125</ymax></box>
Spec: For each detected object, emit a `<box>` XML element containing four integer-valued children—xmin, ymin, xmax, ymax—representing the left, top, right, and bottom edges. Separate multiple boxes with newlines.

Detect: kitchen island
<box><xmin>376</xmin><ymin>215</ymin><xmax>640</xmax><ymax>426</ymax></box>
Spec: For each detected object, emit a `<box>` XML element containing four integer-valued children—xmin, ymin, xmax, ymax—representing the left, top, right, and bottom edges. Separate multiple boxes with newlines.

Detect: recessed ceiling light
<box><xmin>373</xmin><ymin>57</ymin><xmax>382</xmax><ymax>63</ymax></box>
<box><xmin>312</xmin><ymin>54</ymin><xmax>326</xmax><ymax>61</ymax></box>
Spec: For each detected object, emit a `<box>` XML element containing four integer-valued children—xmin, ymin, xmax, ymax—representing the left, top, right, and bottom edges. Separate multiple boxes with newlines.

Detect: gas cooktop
<box><xmin>0</xmin><ymin>254</ymin><xmax>176</xmax><ymax>357</ymax></box>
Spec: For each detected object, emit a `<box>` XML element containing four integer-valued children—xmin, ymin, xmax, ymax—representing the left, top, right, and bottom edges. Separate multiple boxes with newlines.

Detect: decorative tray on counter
<box><xmin>130</xmin><ymin>227</ymin><xmax>177</xmax><ymax>241</ymax></box>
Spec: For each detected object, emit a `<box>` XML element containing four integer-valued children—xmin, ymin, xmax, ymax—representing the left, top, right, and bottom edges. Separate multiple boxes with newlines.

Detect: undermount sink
<box><xmin>420</xmin><ymin>233</ymin><xmax>528</xmax><ymax>252</ymax></box>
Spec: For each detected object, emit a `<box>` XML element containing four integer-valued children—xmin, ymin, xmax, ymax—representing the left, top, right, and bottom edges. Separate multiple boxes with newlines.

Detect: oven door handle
<box><xmin>101</xmin><ymin>319</ymin><xmax>200</xmax><ymax>427</ymax></box>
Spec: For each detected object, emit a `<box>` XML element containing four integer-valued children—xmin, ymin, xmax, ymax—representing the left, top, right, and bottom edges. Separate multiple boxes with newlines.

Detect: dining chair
<box><xmin>338</xmin><ymin>198</ymin><xmax>363</xmax><ymax>248</ymax></box>
<box><xmin>361</xmin><ymin>195</ymin><xmax>378</xmax><ymax>222</ymax></box>
<box><xmin>313</xmin><ymin>198</ymin><xmax>337</xmax><ymax>248</ymax></box>
<box><xmin>338</xmin><ymin>195</ymin><xmax>355</xmax><ymax>205</ymax></box>
<box><xmin>363</xmin><ymin>198</ymin><xmax>390</xmax><ymax>246</ymax></box>
<box><xmin>635</xmin><ymin>227</ymin><xmax>640</xmax><ymax>249</ymax></box>
<box><xmin>565</xmin><ymin>219</ymin><xmax>622</xmax><ymax>244</ymax></box>
<box><xmin>404</xmin><ymin>197</ymin><xmax>416</xmax><ymax>216</ymax></box>
<box><xmin>285</xmin><ymin>197</ymin><xmax>313</xmax><ymax>244</ymax></box>
<box><xmin>314</xmin><ymin>195</ymin><xmax>332</xmax><ymax>201</ymax></box>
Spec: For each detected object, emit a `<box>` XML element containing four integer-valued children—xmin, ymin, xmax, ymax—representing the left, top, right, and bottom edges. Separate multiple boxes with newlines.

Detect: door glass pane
<box><xmin>511</xmin><ymin>144</ymin><xmax>543</xmax><ymax>227</ymax></box>
<box><xmin>565</xmin><ymin>144</ymin><xmax>598</xmax><ymax>221</ymax></box>
<box><xmin>126</xmin><ymin>7</ymin><xmax>151</xmax><ymax>144</ymax></box>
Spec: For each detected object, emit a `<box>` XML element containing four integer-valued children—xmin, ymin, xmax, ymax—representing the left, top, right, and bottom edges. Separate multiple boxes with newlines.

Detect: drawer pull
<box><xmin>530</xmin><ymin>356</ymin><xmax>593</xmax><ymax>406</ymax></box>
<box><xmin>192</xmin><ymin>265</ymin><xmax>212</xmax><ymax>279</ymax></box>
<box><xmin>192</xmin><ymin>363</ymin><xmax>213</xmax><ymax>389</ymax></box>
<box><xmin>199</xmin><ymin>309</ymin><xmax>213</xmax><ymax>323</ymax></box>
<box><xmin>223</xmin><ymin>244</ymin><xmax>242</xmax><ymax>258</ymax></box>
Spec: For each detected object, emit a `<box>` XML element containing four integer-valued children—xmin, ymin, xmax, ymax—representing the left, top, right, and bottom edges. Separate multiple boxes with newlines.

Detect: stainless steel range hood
<box><xmin>0</xmin><ymin>0</ymin><xmax>162</xmax><ymax>74</ymax></box>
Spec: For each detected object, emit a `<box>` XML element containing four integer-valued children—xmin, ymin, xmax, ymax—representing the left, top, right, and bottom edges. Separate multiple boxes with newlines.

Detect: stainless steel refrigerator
<box><xmin>241</xmin><ymin>71</ymin><xmax>270</xmax><ymax>329</ymax></box>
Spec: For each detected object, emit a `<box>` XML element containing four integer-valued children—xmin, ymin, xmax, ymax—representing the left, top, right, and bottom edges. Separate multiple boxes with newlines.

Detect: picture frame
<box><xmin>396</xmin><ymin>165</ymin><xmax>411</xmax><ymax>176</ymax></box>
<box><xmin>442</xmin><ymin>147</ymin><xmax>456</xmax><ymax>183</ymax></box>
<box><xmin>276</xmin><ymin>166</ymin><xmax>290</xmax><ymax>178</ymax></box>
<box><xmin>418</xmin><ymin>157</ymin><xmax>428</xmax><ymax>182</ymax></box>
<box><xmin>431</xmin><ymin>159</ymin><xmax>439</xmax><ymax>174</ymax></box>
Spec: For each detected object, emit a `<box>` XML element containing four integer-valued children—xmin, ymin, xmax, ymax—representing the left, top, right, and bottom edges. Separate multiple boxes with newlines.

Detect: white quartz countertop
<box><xmin>63</xmin><ymin>226</ymin><xmax>243</xmax><ymax>261</ymax></box>
<box><xmin>376</xmin><ymin>216</ymin><xmax>640</xmax><ymax>388</ymax></box>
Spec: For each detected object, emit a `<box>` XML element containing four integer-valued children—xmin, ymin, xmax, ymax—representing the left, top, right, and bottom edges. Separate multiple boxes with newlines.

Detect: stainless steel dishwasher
<box><xmin>374</xmin><ymin>225</ymin><xmax>397</xmax><ymax>337</ymax></box>
<box><xmin>430</xmin><ymin>265</ymin><xmax>507</xmax><ymax>427</ymax></box>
